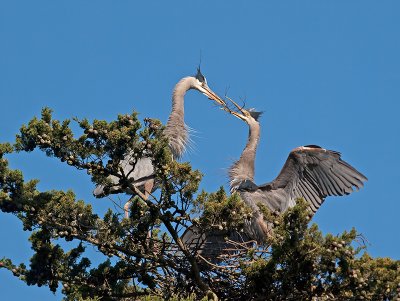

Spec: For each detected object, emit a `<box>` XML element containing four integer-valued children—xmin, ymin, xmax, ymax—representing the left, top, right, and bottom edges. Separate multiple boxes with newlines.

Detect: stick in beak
<box><xmin>217</xmin><ymin>95</ymin><xmax>248</xmax><ymax>121</ymax></box>
<box><xmin>202</xmin><ymin>85</ymin><xmax>227</xmax><ymax>106</ymax></box>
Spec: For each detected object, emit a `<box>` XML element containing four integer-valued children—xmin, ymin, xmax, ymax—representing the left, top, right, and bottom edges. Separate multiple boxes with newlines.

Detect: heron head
<box><xmin>195</xmin><ymin>67</ymin><xmax>207</xmax><ymax>85</ymax></box>
<box><xmin>191</xmin><ymin>67</ymin><xmax>226</xmax><ymax>106</ymax></box>
<box><xmin>234</xmin><ymin>108</ymin><xmax>263</xmax><ymax>124</ymax></box>
<box><xmin>248</xmin><ymin>109</ymin><xmax>263</xmax><ymax>121</ymax></box>
<box><xmin>221</xmin><ymin>96</ymin><xmax>263</xmax><ymax>123</ymax></box>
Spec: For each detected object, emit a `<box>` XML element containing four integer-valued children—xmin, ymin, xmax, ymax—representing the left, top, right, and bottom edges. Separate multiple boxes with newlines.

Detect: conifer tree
<box><xmin>1</xmin><ymin>108</ymin><xmax>399</xmax><ymax>300</ymax></box>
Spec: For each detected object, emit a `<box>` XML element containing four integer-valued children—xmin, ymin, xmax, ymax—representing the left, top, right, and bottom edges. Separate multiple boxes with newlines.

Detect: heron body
<box><xmin>183</xmin><ymin>100</ymin><xmax>367</xmax><ymax>256</ymax></box>
<box><xmin>93</xmin><ymin>156</ymin><xmax>154</xmax><ymax>197</ymax></box>
<box><xmin>93</xmin><ymin>69</ymin><xmax>224</xmax><ymax>217</ymax></box>
<box><xmin>228</xmin><ymin>107</ymin><xmax>367</xmax><ymax>243</ymax></box>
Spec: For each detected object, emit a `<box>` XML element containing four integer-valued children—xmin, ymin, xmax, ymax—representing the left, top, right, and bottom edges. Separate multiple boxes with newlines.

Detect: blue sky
<box><xmin>1</xmin><ymin>1</ymin><xmax>399</xmax><ymax>299</ymax></box>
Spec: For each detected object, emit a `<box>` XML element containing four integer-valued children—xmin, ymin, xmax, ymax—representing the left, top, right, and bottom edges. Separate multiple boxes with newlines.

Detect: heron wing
<box><xmin>258</xmin><ymin>145</ymin><xmax>367</xmax><ymax>214</ymax></box>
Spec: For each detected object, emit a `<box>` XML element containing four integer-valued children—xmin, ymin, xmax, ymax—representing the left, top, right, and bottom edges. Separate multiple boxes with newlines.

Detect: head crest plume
<box><xmin>248</xmin><ymin>109</ymin><xmax>263</xmax><ymax>121</ymax></box>
<box><xmin>195</xmin><ymin>67</ymin><xmax>206</xmax><ymax>84</ymax></box>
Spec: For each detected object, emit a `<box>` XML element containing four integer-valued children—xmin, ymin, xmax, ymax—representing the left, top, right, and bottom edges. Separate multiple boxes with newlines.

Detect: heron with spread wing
<box><xmin>93</xmin><ymin>68</ymin><xmax>225</xmax><ymax>217</ymax></box>
<box><xmin>225</xmin><ymin>98</ymin><xmax>367</xmax><ymax>243</ymax></box>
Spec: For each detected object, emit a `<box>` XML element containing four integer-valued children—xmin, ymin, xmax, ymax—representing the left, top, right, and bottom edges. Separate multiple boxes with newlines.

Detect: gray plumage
<box><xmin>229</xmin><ymin>108</ymin><xmax>367</xmax><ymax>243</ymax></box>
<box><xmin>93</xmin><ymin>69</ymin><xmax>224</xmax><ymax>215</ymax></box>
<box><xmin>229</xmin><ymin>110</ymin><xmax>261</xmax><ymax>192</ymax></box>
<box><xmin>181</xmin><ymin>110</ymin><xmax>262</xmax><ymax>259</ymax></box>
<box><xmin>93</xmin><ymin>157</ymin><xmax>154</xmax><ymax>197</ymax></box>
<box><xmin>181</xmin><ymin>225</ymin><xmax>251</xmax><ymax>262</ymax></box>
<box><xmin>183</xmin><ymin>104</ymin><xmax>367</xmax><ymax>257</ymax></box>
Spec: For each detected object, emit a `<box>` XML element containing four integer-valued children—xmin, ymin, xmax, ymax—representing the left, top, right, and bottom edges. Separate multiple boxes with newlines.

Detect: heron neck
<box><xmin>164</xmin><ymin>77</ymin><xmax>193</xmax><ymax>159</ymax></box>
<box><xmin>229</xmin><ymin>120</ymin><xmax>260</xmax><ymax>191</ymax></box>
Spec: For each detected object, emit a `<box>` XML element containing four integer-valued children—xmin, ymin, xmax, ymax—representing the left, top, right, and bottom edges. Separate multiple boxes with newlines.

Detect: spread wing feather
<box><xmin>258</xmin><ymin>146</ymin><xmax>367</xmax><ymax>214</ymax></box>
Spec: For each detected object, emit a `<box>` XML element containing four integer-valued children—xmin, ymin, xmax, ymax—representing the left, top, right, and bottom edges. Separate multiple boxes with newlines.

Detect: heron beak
<box><xmin>198</xmin><ymin>84</ymin><xmax>248</xmax><ymax>121</ymax></box>
<box><xmin>229</xmin><ymin>110</ymin><xmax>247</xmax><ymax>121</ymax></box>
<box><xmin>224</xmin><ymin>96</ymin><xmax>248</xmax><ymax>121</ymax></box>
<box><xmin>200</xmin><ymin>85</ymin><xmax>226</xmax><ymax>106</ymax></box>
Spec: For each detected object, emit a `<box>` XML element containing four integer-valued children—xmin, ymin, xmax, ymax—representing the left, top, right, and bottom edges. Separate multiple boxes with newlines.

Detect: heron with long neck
<box><xmin>227</xmin><ymin>108</ymin><xmax>272</xmax><ymax>243</ymax></box>
<box><xmin>226</xmin><ymin>99</ymin><xmax>367</xmax><ymax>243</ymax></box>
<box><xmin>182</xmin><ymin>107</ymin><xmax>264</xmax><ymax>258</ymax></box>
<box><xmin>93</xmin><ymin>68</ymin><xmax>225</xmax><ymax>217</ymax></box>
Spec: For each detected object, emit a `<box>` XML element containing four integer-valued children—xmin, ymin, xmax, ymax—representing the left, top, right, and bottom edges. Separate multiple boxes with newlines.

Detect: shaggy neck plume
<box><xmin>164</xmin><ymin>77</ymin><xmax>194</xmax><ymax>159</ymax></box>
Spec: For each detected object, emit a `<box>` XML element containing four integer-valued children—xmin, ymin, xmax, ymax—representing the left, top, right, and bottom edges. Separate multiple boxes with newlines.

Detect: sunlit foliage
<box><xmin>1</xmin><ymin>109</ymin><xmax>399</xmax><ymax>300</ymax></box>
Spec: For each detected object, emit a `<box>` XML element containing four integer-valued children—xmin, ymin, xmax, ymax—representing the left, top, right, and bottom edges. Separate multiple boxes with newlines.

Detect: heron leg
<box><xmin>124</xmin><ymin>197</ymin><xmax>134</xmax><ymax>218</ymax></box>
<box><xmin>143</xmin><ymin>178</ymin><xmax>154</xmax><ymax>201</ymax></box>
<box><xmin>257</xmin><ymin>216</ymin><xmax>274</xmax><ymax>239</ymax></box>
<box><xmin>143</xmin><ymin>179</ymin><xmax>155</xmax><ymax>239</ymax></box>
<box><xmin>123</xmin><ymin>179</ymin><xmax>155</xmax><ymax>218</ymax></box>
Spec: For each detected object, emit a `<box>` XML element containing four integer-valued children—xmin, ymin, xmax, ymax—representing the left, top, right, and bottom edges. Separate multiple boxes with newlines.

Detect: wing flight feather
<box><xmin>259</xmin><ymin>146</ymin><xmax>367</xmax><ymax>214</ymax></box>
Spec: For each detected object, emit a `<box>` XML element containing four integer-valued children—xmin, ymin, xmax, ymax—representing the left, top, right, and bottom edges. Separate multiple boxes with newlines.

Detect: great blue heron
<box><xmin>226</xmin><ymin>99</ymin><xmax>368</xmax><ymax>243</ymax></box>
<box><xmin>93</xmin><ymin>68</ymin><xmax>225</xmax><ymax>217</ymax></box>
